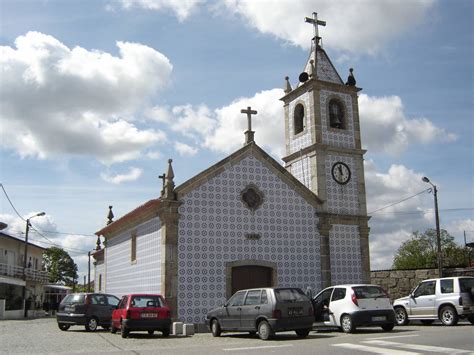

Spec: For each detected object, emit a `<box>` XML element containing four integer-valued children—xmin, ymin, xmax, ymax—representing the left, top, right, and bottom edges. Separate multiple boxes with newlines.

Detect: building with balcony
<box><xmin>0</xmin><ymin>231</ymin><xmax>49</xmax><ymax>319</ymax></box>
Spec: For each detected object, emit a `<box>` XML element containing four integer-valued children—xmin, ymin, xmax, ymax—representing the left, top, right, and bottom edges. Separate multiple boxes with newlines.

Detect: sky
<box><xmin>0</xmin><ymin>0</ymin><xmax>473</xmax><ymax>284</ymax></box>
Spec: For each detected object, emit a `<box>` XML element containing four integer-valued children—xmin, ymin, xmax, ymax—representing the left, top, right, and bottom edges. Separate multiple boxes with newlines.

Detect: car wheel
<box><xmin>439</xmin><ymin>305</ymin><xmax>458</xmax><ymax>326</ymax></box>
<box><xmin>162</xmin><ymin>327</ymin><xmax>170</xmax><ymax>337</ymax></box>
<box><xmin>148</xmin><ymin>330</ymin><xmax>154</xmax><ymax>335</ymax></box>
<box><xmin>295</xmin><ymin>328</ymin><xmax>311</xmax><ymax>338</ymax></box>
<box><xmin>85</xmin><ymin>317</ymin><xmax>98</xmax><ymax>332</ymax></box>
<box><xmin>211</xmin><ymin>319</ymin><xmax>221</xmax><ymax>337</ymax></box>
<box><xmin>467</xmin><ymin>316</ymin><xmax>474</xmax><ymax>325</ymax></box>
<box><xmin>381</xmin><ymin>323</ymin><xmax>394</xmax><ymax>331</ymax></box>
<box><xmin>58</xmin><ymin>323</ymin><xmax>70</xmax><ymax>331</ymax></box>
<box><xmin>121</xmin><ymin>327</ymin><xmax>129</xmax><ymax>338</ymax></box>
<box><xmin>258</xmin><ymin>320</ymin><xmax>273</xmax><ymax>340</ymax></box>
<box><xmin>420</xmin><ymin>320</ymin><xmax>434</xmax><ymax>325</ymax></box>
<box><xmin>110</xmin><ymin>325</ymin><xmax>117</xmax><ymax>334</ymax></box>
<box><xmin>394</xmin><ymin>307</ymin><xmax>409</xmax><ymax>326</ymax></box>
<box><xmin>340</xmin><ymin>314</ymin><xmax>355</xmax><ymax>333</ymax></box>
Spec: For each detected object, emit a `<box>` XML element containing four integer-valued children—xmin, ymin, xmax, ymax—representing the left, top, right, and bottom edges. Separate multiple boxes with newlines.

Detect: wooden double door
<box><xmin>231</xmin><ymin>265</ymin><xmax>272</xmax><ymax>295</ymax></box>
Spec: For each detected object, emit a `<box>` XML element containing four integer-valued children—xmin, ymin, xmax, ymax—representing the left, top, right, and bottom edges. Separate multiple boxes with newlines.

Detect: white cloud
<box><xmin>364</xmin><ymin>160</ymin><xmax>440</xmax><ymax>269</ymax></box>
<box><xmin>221</xmin><ymin>0</ymin><xmax>436</xmax><ymax>55</ymax></box>
<box><xmin>204</xmin><ymin>89</ymin><xmax>285</xmax><ymax>158</ymax></box>
<box><xmin>116</xmin><ymin>0</ymin><xmax>204</xmax><ymax>21</ymax></box>
<box><xmin>100</xmin><ymin>167</ymin><xmax>143</xmax><ymax>184</ymax></box>
<box><xmin>1</xmin><ymin>31</ymin><xmax>172</xmax><ymax>164</ymax></box>
<box><xmin>174</xmin><ymin>141</ymin><xmax>198</xmax><ymax>156</ymax></box>
<box><xmin>359</xmin><ymin>94</ymin><xmax>457</xmax><ymax>156</ymax></box>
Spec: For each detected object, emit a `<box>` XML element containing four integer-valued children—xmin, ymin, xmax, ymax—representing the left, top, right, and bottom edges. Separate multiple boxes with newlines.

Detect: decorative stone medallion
<box><xmin>240</xmin><ymin>184</ymin><xmax>264</xmax><ymax>212</ymax></box>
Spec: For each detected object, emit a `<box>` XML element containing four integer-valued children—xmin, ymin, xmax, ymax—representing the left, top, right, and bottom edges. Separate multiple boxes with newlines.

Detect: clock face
<box><xmin>331</xmin><ymin>162</ymin><xmax>351</xmax><ymax>185</ymax></box>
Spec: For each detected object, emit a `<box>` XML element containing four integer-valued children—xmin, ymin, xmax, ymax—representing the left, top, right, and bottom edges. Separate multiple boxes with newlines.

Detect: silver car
<box><xmin>205</xmin><ymin>287</ymin><xmax>314</xmax><ymax>340</ymax></box>
<box><xmin>393</xmin><ymin>276</ymin><xmax>474</xmax><ymax>326</ymax></box>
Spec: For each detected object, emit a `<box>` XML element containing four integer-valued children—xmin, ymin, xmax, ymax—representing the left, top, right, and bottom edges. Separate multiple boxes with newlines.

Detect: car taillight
<box><xmin>165</xmin><ymin>309</ymin><xmax>171</xmax><ymax>318</ymax></box>
<box><xmin>272</xmin><ymin>309</ymin><xmax>282</xmax><ymax>319</ymax></box>
<box><xmin>351</xmin><ymin>289</ymin><xmax>359</xmax><ymax>307</ymax></box>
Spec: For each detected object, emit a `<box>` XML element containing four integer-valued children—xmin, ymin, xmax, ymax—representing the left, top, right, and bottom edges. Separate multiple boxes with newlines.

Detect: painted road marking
<box><xmin>334</xmin><ymin>343</ymin><xmax>420</xmax><ymax>354</ymax></box>
<box><xmin>364</xmin><ymin>340</ymin><xmax>473</xmax><ymax>354</ymax></box>
<box><xmin>223</xmin><ymin>344</ymin><xmax>294</xmax><ymax>351</ymax></box>
<box><xmin>366</xmin><ymin>334</ymin><xmax>420</xmax><ymax>340</ymax></box>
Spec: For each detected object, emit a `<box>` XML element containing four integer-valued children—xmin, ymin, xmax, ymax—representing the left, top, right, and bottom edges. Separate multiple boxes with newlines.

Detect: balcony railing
<box><xmin>0</xmin><ymin>263</ymin><xmax>49</xmax><ymax>283</ymax></box>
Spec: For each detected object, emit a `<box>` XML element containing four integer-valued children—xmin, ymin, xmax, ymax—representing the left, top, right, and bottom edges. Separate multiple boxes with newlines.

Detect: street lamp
<box><xmin>422</xmin><ymin>176</ymin><xmax>442</xmax><ymax>277</ymax></box>
<box><xmin>23</xmin><ymin>212</ymin><xmax>45</xmax><ymax>318</ymax></box>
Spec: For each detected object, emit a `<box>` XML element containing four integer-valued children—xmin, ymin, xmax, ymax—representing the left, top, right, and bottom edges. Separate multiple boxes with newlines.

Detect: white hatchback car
<box><xmin>312</xmin><ymin>284</ymin><xmax>395</xmax><ymax>333</ymax></box>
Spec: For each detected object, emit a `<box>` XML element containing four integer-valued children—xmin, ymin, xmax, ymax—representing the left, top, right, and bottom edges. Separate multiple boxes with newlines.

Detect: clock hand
<box><xmin>338</xmin><ymin>165</ymin><xmax>343</xmax><ymax>176</ymax></box>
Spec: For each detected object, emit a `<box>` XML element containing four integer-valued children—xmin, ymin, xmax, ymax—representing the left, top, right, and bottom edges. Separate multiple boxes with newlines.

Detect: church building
<box><xmin>94</xmin><ymin>13</ymin><xmax>370</xmax><ymax>326</ymax></box>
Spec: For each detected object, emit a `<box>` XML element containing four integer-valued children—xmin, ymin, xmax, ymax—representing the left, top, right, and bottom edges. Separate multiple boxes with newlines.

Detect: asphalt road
<box><xmin>0</xmin><ymin>318</ymin><xmax>473</xmax><ymax>354</ymax></box>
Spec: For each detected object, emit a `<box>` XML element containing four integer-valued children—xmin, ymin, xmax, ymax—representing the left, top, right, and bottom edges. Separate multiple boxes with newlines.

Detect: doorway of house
<box><xmin>231</xmin><ymin>265</ymin><xmax>272</xmax><ymax>295</ymax></box>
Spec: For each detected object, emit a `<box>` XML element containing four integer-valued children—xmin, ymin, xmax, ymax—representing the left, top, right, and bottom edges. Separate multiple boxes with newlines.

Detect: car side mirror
<box><xmin>410</xmin><ymin>293</ymin><xmax>416</xmax><ymax>299</ymax></box>
<box><xmin>222</xmin><ymin>303</ymin><xmax>228</xmax><ymax>308</ymax></box>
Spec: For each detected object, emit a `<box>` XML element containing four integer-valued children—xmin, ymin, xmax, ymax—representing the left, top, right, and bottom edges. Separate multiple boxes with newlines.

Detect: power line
<box><xmin>368</xmin><ymin>188</ymin><xmax>430</xmax><ymax>214</ymax></box>
<box><xmin>369</xmin><ymin>207</ymin><xmax>474</xmax><ymax>215</ymax></box>
<box><xmin>0</xmin><ymin>183</ymin><xmax>24</xmax><ymax>220</ymax></box>
<box><xmin>0</xmin><ymin>183</ymin><xmax>91</xmax><ymax>253</ymax></box>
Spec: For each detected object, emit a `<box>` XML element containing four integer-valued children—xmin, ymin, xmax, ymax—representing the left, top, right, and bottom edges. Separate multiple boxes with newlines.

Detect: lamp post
<box><xmin>23</xmin><ymin>212</ymin><xmax>45</xmax><ymax>318</ymax></box>
<box><xmin>422</xmin><ymin>177</ymin><xmax>442</xmax><ymax>277</ymax></box>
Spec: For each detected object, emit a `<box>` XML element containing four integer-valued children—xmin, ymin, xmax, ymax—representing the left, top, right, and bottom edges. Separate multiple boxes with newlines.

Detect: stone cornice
<box><xmin>282</xmin><ymin>143</ymin><xmax>366</xmax><ymax>164</ymax></box>
<box><xmin>280</xmin><ymin>78</ymin><xmax>361</xmax><ymax>104</ymax></box>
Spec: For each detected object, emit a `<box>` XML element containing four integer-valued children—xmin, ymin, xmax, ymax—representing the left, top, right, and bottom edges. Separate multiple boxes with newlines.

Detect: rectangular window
<box><xmin>440</xmin><ymin>279</ymin><xmax>454</xmax><ymax>293</ymax></box>
<box><xmin>131</xmin><ymin>232</ymin><xmax>137</xmax><ymax>262</ymax></box>
<box><xmin>99</xmin><ymin>274</ymin><xmax>102</xmax><ymax>291</ymax></box>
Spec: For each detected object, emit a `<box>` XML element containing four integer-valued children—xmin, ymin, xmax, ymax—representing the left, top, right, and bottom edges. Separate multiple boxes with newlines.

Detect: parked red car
<box><xmin>110</xmin><ymin>294</ymin><xmax>172</xmax><ymax>338</ymax></box>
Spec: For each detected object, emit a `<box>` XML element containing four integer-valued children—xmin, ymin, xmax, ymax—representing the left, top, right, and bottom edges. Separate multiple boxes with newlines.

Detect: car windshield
<box><xmin>459</xmin><ymin>278</ymin><xmax>474</xmax><ymax>292</ymax></box>
<box><xmin>352</xmin><ymin>286</ymin><xmax>387</xmax><ymax>299</ymax></box>
<box><xmin>275</xmin><ymin>288</ymin><xmax>307</xmax><ymax>303</ymax></box>
<box><xmin>61</xmin><ymin>294</ymin><xmax>85</xmax><ymax>304</ymax></box>
<box><xmin>130</xmin><ymin>296</ymin><xmax>164</xmax><ymax>308</ymax></box>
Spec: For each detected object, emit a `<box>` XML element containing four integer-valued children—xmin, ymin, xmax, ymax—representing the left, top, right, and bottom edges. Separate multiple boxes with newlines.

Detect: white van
<box><xmin>312</xmin><ymin>284</ymin><xmax>395</xmax><ymax>333</ymax></box>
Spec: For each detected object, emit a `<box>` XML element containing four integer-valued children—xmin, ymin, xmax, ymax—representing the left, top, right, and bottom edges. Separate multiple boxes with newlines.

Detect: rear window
<box><xmin>459</xmin><ymin>278</ymin><xmax>474</xmax><ymax>292</ymax></box>
<box><xmin>130</xmin><ymin>296</ymin><xmax>164</xmax><ymax>308</ymax></box>
<box><xmin>440</xmin><ymin>279</ymin><xmax>454</xmax><ymax>293</ymax></box>
<box><xmin>274</xmin><ymin>288</ymin><xmax>307</xmax><ymax>303</ymax></box>
<box><xmin>61</xmin><ymin>294</ymin><xmax>85</xmax><ymax>304</ymax></box>
<box><xmin>352</xmin><ymin>286</ymin><xmax>387</xmax><ymax>299</ymax></box>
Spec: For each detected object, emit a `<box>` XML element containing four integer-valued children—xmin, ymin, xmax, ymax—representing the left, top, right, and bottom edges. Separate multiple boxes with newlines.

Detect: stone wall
<box><xmin>370</xmin><ymin>267</ymin><xmax>474</xmax><ymax>301</ymax></box>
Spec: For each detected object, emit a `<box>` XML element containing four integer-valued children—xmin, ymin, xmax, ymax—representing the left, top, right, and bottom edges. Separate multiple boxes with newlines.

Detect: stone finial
<box><xmin>95</xmin><ymin>236</ymin><xmax>101</xmax><ymax>251</ymax></box>
<box><xmin>107</xmin><ymin>205</ymin><xmax>114</xmax><ymax>225</ymax></box>
<box><xmin>284</xmin><ymin>76</ymin><xmax>292</xmax><ymax>93</ymax></box>
<box><xmin>164</xmin><ymin>159</ymin><xmax>176</xmax><ymax>200</ymax></box>
<box><xmin>309</xmin><ymin>59</ymin><xmax>315</xmax><ymax>78</ymax></box>
<box><xmin>345</xmin><ymin>67</ymin><xmax>356</xmax><ymax>86</ymax></box>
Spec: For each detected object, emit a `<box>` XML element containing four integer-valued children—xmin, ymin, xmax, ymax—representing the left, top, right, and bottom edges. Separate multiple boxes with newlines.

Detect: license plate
<box><xmin>288</xmin><ymin>308</ymin><xmax>303</xmax><ymax>316</ymax></box>
<box><xmin>372</xmin><ymin>316</ymin><xmax>386</xmax><ymax>321</ymax></box>
<box><xmin>141</xmin><ymin>313</ymin><xmax>157</xmax><ymax>318</ymax></box>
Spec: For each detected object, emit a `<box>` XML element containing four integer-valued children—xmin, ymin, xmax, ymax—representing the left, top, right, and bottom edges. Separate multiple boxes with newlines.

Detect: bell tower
<box><xmin>281</xmin><ymin>12</ymin><xmax>370</xmax><ymax>285</ymax></box>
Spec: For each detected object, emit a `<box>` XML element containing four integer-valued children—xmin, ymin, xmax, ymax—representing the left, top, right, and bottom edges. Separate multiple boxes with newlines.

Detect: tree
<box><xmin>43</xmin><ymin>247</ymin><xmax>78</xmax><ymax>286</ymax></box>
<box><xmin>392</xmin><ymin>229</ymin><xmax>467</xmax><ymax>269</ymax></box>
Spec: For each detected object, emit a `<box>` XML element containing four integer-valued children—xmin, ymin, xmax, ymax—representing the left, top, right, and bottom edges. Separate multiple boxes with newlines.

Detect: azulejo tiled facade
<box><xmin>177</xmin><ymin>155</ymin><xmax>321</xmax><ymax>324</ymax></box>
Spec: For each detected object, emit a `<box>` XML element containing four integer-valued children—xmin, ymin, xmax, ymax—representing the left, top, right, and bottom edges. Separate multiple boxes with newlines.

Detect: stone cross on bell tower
<box><xmin>241</xmin><ymin>106</ymin><xmax>257</xmax><ymax>144</ymax></box>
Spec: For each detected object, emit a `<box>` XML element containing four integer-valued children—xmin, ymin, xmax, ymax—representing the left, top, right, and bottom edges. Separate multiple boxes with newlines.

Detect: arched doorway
<box><xmin>226</xmin><ymin>260</ymin><xmax>277</xmax><ymax>297</ymax></box>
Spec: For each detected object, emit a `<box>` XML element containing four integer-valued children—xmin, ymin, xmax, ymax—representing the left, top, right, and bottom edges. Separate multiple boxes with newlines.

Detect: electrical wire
<box><xmin>0</xmin><ymin>183</ymin><xmax>24</xmax><ymax>220</ymax></box>
<box><xmin>368</xmin><ymin>188</ymin><xmax>431</xmax><ymax>214</ymax></box>
<box><xmin>1</xmin><ymin>183</ymin><xmax>91</xmax><ymax>253</ymax></box>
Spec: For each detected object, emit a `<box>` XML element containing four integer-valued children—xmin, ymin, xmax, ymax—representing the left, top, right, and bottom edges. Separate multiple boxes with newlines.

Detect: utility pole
<box><xmin>22</xmin><ymin>212</ymin><xmax>45</xmax><ymax>318</ymax></box>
